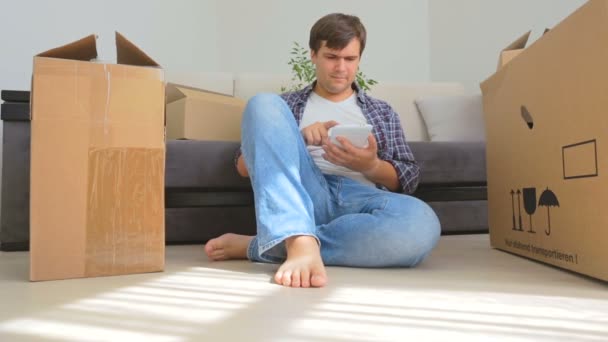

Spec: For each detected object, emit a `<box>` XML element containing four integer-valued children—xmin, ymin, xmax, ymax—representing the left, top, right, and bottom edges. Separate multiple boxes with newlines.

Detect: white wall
<box><xmin>0</xmin><ymin>0</ymin><xmax>220</xmax><ymax>91</ymax></box>
<box><xmin>215</xmin><ymin>0</ymin><xmax>430</xmax><ymax>82</ymax></box>
<box><xmin>428</xmin><ymin>0</ymin><xmax>588</xmax><ymax>93</ymax></box>
<box><xmin>0</xmin><ymin>0</ymin><xmax>592</xmax><ymax>91</ymax></box>
<box><xmin>0</xmin><ymin>0</ymin><xmax>429</xmax><ymax>90</ymax></box>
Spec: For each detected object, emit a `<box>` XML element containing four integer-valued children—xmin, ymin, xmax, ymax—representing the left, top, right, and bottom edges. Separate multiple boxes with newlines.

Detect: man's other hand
<box><xmin>322</xmin><ymin>134</ymin><xmax>380</xmax><ymax>173</ymax></box>
<box><xmin>301</xmin><ymin>120</ymin><xmax>339</xmax><ymax>146</ymax></box>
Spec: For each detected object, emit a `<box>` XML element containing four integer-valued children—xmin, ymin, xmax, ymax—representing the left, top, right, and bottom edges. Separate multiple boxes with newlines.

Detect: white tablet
<box><xmin>328</xmin><ymin>124</ymin><xmax>373</xmax><ymax>148</ymax></box>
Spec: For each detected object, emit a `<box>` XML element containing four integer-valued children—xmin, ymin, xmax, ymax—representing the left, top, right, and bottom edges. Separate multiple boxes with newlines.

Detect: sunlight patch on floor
<box><xmin>285</xmin><ymin>288</ymin><xmax>608</xmax><ymax>341</ymax></box>
<box><xmin>0</xmin><ymin>266</ymin><xmax>280</xmax><ymax>341</ymax></box>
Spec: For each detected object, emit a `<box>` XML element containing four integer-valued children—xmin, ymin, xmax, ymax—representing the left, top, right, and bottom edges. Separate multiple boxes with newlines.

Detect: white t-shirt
<box><xmin>300</xmin><ymin>91</ymin><xmax>374</xmax><ymax>187</ymax></box>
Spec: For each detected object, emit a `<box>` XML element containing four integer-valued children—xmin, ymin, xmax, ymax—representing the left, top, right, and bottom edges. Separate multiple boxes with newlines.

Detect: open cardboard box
<box><xmin>29</xmin><ymin>33</ymin><xmax>165</xmax><ymax>281</ymax></box>
<box><xmin>165</xmin><ymin>83</ymin><xmax>246</xmax><ymax>141</ymax></box>
<box><xmin>481</xmin><ymin>0</ymin><xmax>608</xmax><ymax>282</ymax></box>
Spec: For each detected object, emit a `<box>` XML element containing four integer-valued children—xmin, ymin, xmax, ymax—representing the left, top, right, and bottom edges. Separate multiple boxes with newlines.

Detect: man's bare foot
<box><xmin>204</xmin><ymin>233</ymin><xmax>253</xmax><ymax>261</ymax></box>
<box><xmin>275</xmin><ymin>235</ymin><xmax>327</xmax><ymax>288</ymax></box>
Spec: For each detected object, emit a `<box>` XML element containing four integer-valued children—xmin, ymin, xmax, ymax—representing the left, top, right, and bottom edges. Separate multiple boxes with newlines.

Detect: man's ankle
<box><xmin>286</xmin><ymin>235</ymin><xmax>319</xmax><ymax>248</ymax></box>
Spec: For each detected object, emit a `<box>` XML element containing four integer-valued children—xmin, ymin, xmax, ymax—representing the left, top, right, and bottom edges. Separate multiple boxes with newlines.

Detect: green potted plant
<box><xmin>281</xmin><ymin>42</ymin><xmax>378</xmax><ymax>93</ymax></box>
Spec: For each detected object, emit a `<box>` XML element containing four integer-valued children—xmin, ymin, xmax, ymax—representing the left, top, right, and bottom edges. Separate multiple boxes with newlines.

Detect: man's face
<box><xmin>311</xmin><ymin>39</ymin><xmax>361</xmax><ymax>98</ymax></box>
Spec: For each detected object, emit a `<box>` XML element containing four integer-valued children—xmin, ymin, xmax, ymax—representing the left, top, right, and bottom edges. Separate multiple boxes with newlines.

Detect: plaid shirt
<box><xmin>237</xmin><ymin>82</ymin><xmax>420</xmax><ymax>194</ymax></box>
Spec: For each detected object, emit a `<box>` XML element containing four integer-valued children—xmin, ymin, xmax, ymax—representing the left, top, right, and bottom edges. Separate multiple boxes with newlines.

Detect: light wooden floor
<box><xmin>1</xmin><ymin>234</ymin><xmax>607</xmax><ymax>341</ymax></box>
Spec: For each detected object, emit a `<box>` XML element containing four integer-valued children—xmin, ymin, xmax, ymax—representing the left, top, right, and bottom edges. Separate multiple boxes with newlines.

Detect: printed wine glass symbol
<box><xmin>522</xmin><ymin>187</ymin><xmax>537</xmax><ymax>234</ymax></box>
<box><xmin>538</xmin><ymin>187</ymin><xmax>559</xmax><ymax>236</ymax></box>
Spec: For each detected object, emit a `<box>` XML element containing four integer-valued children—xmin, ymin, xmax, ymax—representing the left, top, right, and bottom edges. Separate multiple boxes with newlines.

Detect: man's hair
<box><xmin>309</xmin><ymin>13</ymin><xmax>366</xmax><ymax>56</ymax></box>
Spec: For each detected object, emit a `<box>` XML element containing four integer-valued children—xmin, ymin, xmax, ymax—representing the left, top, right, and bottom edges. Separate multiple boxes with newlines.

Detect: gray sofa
<box><xmin>164</xmin><ymin>139</ymin><xmax>487</xmax><ymax>244</ymax></box>
<box><xmin>1</xmin><ymin>77</ymin><xmax>488</xmax><ymax>250</ymax></box>
<box><xmin>162</xmin><ymin>74</ymin><xmax>488</xmax><ymax>244</ymax></box>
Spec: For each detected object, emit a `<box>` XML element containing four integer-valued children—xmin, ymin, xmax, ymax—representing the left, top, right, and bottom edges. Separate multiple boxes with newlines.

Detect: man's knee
<box><xmin>409</xmin><ymin>201</ymin><xmax>441</xmax><ymax>265</ymax></box>
<box><xmin>386</xmin><ymin>197</ymin><xmax>441</xmax><ymax>267</ymax></box>
<box><xmin>244</xmin><ymin>93</ymin><xmax>288</xmax><ymax>123</ymax></box>
<box><xmin>241</xmin><ymin>93</ymin><xmax>299</xmax><ymax>147</ymax></box>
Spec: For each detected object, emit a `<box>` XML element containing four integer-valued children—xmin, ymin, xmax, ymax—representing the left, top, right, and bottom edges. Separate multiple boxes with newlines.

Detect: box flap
<box><xmin>37</xmin><ymin>34</ymin><xmax>98</xmax><ymax>61</ymax></box>
<box><xmin>495</xmin><ymin>31</ymin><xmax>532</xmax><ymax>71</ymax></box>
<box><xmin>166</xmin><ymin>83</ymin><xmax>187</xmax><ymax>103</ymax></box>
<box><xmin>502</xmin><ymin>31</ymin><xmax>531</xmax><ymax>52</ymax></box>
<box><xmin>166</xmin><ymin>82</ymin><xmax>236</xmax><ymax>104</ymax></box>
<box><xmin>115</xmin><ymin>32</ymin><xmax>159</xmax><ymax>67</ymax></box>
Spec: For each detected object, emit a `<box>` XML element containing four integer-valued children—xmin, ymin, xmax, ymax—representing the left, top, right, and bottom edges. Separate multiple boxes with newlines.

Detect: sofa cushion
<box><xmin>415</xmin><ymin>94</ymin><xmax>485</xmax><ymax>142</ymax></box>
<box><xmin>369</xmin><ymin>82</ymin><xmax>465</xmax><ymax>142</ymax></box>
<box><xmin>166</xmin><ymin>140</ymin><xmax>486</xmax><ymax>189</ymax></box>
<box><xmin>231</xmin><ymin>75</ymin><xmax>466</xmax><ymax>143</ymax></box>
<box><xmin>409</xmin><ymin>141</ymin><xmax>486</xmax><ymax>185</ymax></box>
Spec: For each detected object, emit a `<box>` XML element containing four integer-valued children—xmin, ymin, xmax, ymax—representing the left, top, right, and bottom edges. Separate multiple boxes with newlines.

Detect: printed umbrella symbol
<box><xmin>538</xmin><ymin>187</ymin><xmax>559</xmax><ymax>236</ymax></box>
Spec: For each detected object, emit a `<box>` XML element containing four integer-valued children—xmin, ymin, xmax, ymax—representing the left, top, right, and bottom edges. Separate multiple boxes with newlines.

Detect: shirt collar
<box><xmin>299</xmin><ymin>81</ymin><xmax>366</xmax><ymax>105</ymax></box>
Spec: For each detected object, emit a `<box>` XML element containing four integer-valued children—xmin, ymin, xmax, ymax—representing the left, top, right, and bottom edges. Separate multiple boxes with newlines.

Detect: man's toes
<box><xmin>311</xmin><ymin>273</ymin><xmax>327</xmax><ymax>287</ymax></box>
<box><xmin>300</xmin><ymin>269</ymin><xmax>311</xmax><ymax>288</ymax></box>
<box><xmin>291</xmin><ymin>271</ymin><xmax>301</xmax><ymax>288</ymax></box>
<box><xmin>211</xmin><ymin>251</ymin><xmax>225</xmax><ymax>260</ymax></box>
<box><xmin>204</xmin><ymin>242</ymin><xmax>214</xmax><ymax>255</ymax></box>
<box><xmin>281</xmin><ymin>271</ymin><xmax>293</xmax><ymax>287</ymax></box>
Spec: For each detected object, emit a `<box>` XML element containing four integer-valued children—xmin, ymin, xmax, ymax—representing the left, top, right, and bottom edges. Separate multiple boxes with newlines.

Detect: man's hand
<box><xmin>322</xmin><ymin>134</ymin><xmax>400</xmax><ymax>191</ymax></box>
<box><xmin>301</xmin><ymin>120</ymin><xmax>339</xmax><ymax>146</ymax></box>
<box><xmin>236</xmin><ymin>154</ymin><xmax>249</xmax><ymax>177</ymax></box>
<box><xmin>321</xmin><ymin>134</ymin><xmax>380</xmax><ymax>173</ymax></box>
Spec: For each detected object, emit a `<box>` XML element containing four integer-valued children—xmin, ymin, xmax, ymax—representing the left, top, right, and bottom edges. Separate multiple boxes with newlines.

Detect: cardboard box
<box><xmin>30</xmin><ymin>33</ymin><xmax>165</xmax><ymax>281</ymax></box>
<box><xmin>481</xmin><ymin>0</ymin><xmax>608</xmax><ymax>282</ymax></box>
<box><xmin>496</xmin><ymin>31</ymin><xmax>530</xmax><ymax>70</ymax></box>
<box><xmin>497</xmin><ymin>30</ymin><xmax>552</xmax><ymax>71</ymax></box>
<box><xmin>166</xmin><ymin>83</ymin><xmax>246</xmax><ymax>141</ymax></box>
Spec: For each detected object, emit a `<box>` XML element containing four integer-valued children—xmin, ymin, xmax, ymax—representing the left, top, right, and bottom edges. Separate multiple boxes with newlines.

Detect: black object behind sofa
<box><xmin>0</xmin><ymin>90</ymin><xmax>31</xmax><ymax>251</ymax></box>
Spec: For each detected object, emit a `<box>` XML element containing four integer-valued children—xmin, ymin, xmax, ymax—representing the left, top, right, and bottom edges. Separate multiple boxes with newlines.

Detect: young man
<box><xmin>204</xmin><ymin>13</ymin><xmax>440</xmax><ymax>288</ymax></box>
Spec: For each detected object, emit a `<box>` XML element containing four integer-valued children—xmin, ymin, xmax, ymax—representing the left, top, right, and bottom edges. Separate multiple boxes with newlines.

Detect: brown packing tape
<box><xmin>87</xmin><ymin>63</ymin><xmax>165</xmax><ymax>149</ymax></box>
<box><xmin>85</xmin><ymin>148</ymin><xmax>165</xmax><ymax>277</ymax></box>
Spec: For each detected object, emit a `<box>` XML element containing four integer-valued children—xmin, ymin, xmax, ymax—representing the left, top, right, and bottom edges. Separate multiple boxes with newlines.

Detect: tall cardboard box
<box><xmin>30</xmin><ymin>33</ymin><xmax>165</xmax><ymax>281</ymax></box>
<box><xmin>481</xmin><ymin>0</ymin><xmax>608</xmax><ymax>282</ymax></box>
<box><xmin>165</xmin><ymin>83</ymin><xmax>246</xmax><ymax>141</ymax></box>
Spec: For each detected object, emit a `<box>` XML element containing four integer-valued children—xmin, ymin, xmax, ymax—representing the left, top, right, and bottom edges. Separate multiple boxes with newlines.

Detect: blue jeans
<box><xmin>241</xmin><ymin>94</ymin><xmax>441</xmax><ymax>267</ymax></box>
